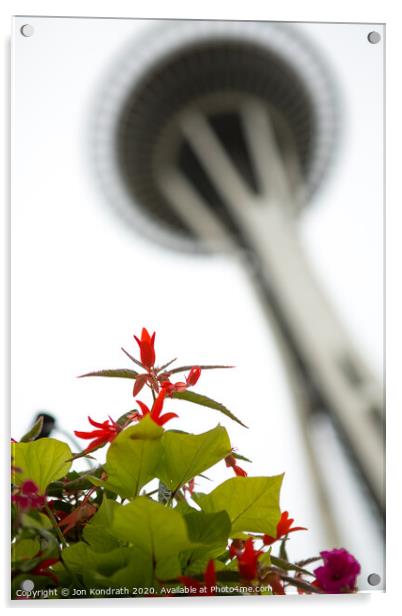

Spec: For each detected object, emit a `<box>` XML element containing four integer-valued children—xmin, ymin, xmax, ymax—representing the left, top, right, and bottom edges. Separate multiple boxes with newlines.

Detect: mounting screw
<box><xmin>367</xmin><ymin>573</ymin><xmax>381</xmax><ymax>586</ymax></box>
<box><xmin>20</xmin><ymin>24</ymin><xmax>34</xmax><ymax>37</ymax></box>
<box><xmin>20</xmin><ymin>579</ymin><xmax>34</xmax><ymax>591</ymax></box>
<box><xmin>367</xmin><ymin>31</ymin><xmax>381</xmax><ymax>44</ymax></box>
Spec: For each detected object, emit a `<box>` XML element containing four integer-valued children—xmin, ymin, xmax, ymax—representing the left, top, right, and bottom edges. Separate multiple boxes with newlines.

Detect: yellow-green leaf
<box><xmin>101</xmin><ymin>416</ymin><xmax>163</xmax><ymax>498</ymax></box>
<box><xmin>12</xmin><ymin>438</ymin><xmax>72</xmax><ymax>494</ymax></box>
<box><xmin>156</xmin><ymin>425</ymin><xmax>231</xmax><ymax>492</ymax></box>
<box><xmin>193</xmin><ymin>475</ymin><xmax>283</xmax><ymax>537</ymax></box>
<box><xmin>110</xmin><ymin>497</ymin><xmax>195</xmax><ymax>580</ymax></box>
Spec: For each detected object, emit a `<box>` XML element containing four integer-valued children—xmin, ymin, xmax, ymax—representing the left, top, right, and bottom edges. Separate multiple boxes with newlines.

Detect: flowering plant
<box><xmin>11</xmin><ymin>328</ymin><xmax>360</xmax><ymax>599</ymax></box>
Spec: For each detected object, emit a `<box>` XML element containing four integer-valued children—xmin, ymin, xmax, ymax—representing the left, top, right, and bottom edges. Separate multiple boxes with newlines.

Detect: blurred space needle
<box><xmin>91</xmin><ymin>21</ymin><xmax>384</xmax><ymax>539</ymax></box>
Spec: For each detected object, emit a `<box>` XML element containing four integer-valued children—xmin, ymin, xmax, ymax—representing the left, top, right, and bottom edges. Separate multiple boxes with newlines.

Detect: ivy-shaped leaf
<box><xmin>110</xmin><ymin>497</ymin><xmax>195</xmax><ymax>581</ymax></box>
<box><xmin>181</xmin><ymin>510</ymin><xmax>231</xmax><ymax>575</ymax></box>
<box><xmin>83</xmin><ymin>498</ymin><xmax>122</xmax><ymax>553</ymax></box>
<box><xmin>62</xmin><ymin>542</ymin><xmax>132</xmax><ymax>578</ymax></box>
<box><xmin>12</xmin><ymin>538</ymin><xmax>41</xmax><ymax>563</ymax></box>
<box><xmin>155</xmin><ymin>425</ymin><xmax>231</xmax><ymax>493</ymax></box>
<box><xmin>193</xmin><ymin>475</ymin><xmax>283</xmax><ymax>537</ymax></box>
<box><xmin>98</xmin><ymin>416</ymin><xmax>164</xmax><ymax>499</ymax></box>
<box><xmin>12</xmin><ymin>439</ymin><xmax>72</xmax><ymax>494</ymax></box>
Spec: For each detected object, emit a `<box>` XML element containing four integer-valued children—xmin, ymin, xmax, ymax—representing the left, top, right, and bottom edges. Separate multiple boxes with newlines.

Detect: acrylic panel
<box><xmin>11</xmin><ymin>16</ymin><xmax>384</xmax><ymax>599</ymax></box>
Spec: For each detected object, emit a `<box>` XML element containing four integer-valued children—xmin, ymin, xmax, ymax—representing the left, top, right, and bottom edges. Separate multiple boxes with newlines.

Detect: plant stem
<box><xmin>44</xmin><ymin>503</ymin><xmax>68</xmax><ymax>549</ymax></box>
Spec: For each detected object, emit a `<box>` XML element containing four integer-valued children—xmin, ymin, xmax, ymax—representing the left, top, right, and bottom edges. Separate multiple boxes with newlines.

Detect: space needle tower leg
<box><xmin>173</xmin><ymin>101</ymin><xmax>384</xmax><ymax>530</ymax></box>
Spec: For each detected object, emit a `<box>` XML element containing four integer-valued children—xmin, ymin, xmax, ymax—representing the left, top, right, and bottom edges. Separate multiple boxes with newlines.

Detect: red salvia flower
<box><xmin>263</xmin><ymin>511</ymin><xmax>307</xmax><ymax>546</ymax></box>
<box><xmin>136</xmin><ymin>389</ymin><xmax>178</xmax><ymax>427</ymax></box>
<box><xmin>225</xmin><ymin>454</ymin><xmax>247</xmax><ymax>477</ymax></box>
<box><xmin>134</xmin><ymin>327</ymin><xmax>156</xmax><ymax>369</ymax></box>
<box><xmin>236</xmin><ymin>538</ymin><xmax>263</xmax><ymax>580</ymax></box>
<box><xmin>179</xmin><ymin>560</ymin><xmax>216</xmax><ymax>596</ymax></box>
<box><xmin>74</xmin><ymin>416</ymin><xmax>121</xmax><ymax>453</ymax></box>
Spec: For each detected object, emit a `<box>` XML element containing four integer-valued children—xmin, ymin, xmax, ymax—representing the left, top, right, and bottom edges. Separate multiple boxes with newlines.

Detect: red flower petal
<box><xmin>233</xmin><ymin>464</ymin><xmax>248</xmax><ymax>477</ymax></box>
<box><xmin>136</xmin><ymin>400</ymin><xmax>151</xmax><ymax>417</ymax></box>
<box><xmin>186</xmin><ymin>367</ymin><xmax>201</xmax><ymax>387</ymax></box>
<box><xmin>134</xmin><ymin>328</ymin><xmax>156</xmax><ymax>368</ymax></box>
<box><xmin>74</xmin><ymin>429</ymin><xmax>108</xmax><ymax>439</ymax></box>
<box><xmin>88</xmin><ymin>416</ymin><xmax>110</xmax><ymax>429</ymax></box>
<box><xmin>204</xmin><ymin>560</ymin><xmax>216</xmax><ymax>589</ymax></box>
<box><xmin>154</xmin><ymin>412</ymin><xmax>178</xmax><ymax>426</ymax></box>
<box><xmin>82</xmin><ymin>436</ymin><xmax>109</xmax><ymax>453</ymax></box>
<box><xmin>178</xmin><ymin>576</ymin><xmax>201</xmax><ymax>591</ymax></box>
<box><xmin>151</xmin><ymin>389</ymin><xmax>167</xmax><ymax>420</ymax></box>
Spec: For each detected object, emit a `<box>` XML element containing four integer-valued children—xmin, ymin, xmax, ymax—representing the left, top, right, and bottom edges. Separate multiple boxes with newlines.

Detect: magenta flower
<box><xmin>314</xmin><ymin>548</ymin><xmax>360</xmax><ymax>593</ymax></box>
<box><xmin>12</xmin><ymin>480</ymin><xmax>45</xmax><ymax>510</ymax></box>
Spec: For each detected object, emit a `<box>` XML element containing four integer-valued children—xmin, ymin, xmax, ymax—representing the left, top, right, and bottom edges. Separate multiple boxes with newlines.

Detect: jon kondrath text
<box><xmin>72</xmin><ymin>587</ymin><xmax>130</xmax><ymax>596</ymax></box>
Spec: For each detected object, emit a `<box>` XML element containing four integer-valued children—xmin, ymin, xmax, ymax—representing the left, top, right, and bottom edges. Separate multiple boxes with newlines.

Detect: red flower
<box><xmin>136</xmin><ymin>389</ymin><xmax>178</xmax><ymax>427</ymax></box>
<box><xmin>263</xmin><ymin>511</ymin><xmax>307</xmax><ymax>546</ymax></box>
<box><xmin>134</xmin><ymin>327</ymin><xmax>156</xmax><ymax>369</ymax></box>
<box><xmin>74</xmin><ymin>416</ymin><xmax>121</xmax><ymax>453</ymax></box>
<box><xmin>236</xmin><ymin>538</ymin><xmax>263</xmax><ymax>580</ymax></box>
<box><xmin>12</xmin><ymin>480</ymin><xmax>45</xmax><ymax>510</ymax></box>
<box><xmin>161</xmin><ymin>366</ymin><xmax>202</xmax><ymax>396</ymax></box>
<box><xmin>225</xmin><ymin>454</ymin><xmax>247</xmax><ymax>477</ymax></box>
<box><xmin>186</xmin><ymin>367</ymin><xmax>201</xmax><ymax>387</ymax></box>
<box><xmin>179</xmin><ymin>560</ymin><xmax>216</xmax><ymax>596</ymax></box>
<box><xmin>229</xmin><ymin>538</ymin><xmax>244</xmax><ymax>559</ymax></box>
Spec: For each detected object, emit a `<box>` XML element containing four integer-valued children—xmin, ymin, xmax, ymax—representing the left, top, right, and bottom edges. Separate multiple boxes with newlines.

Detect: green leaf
<box><xmin>12</xmin><ymin>438</ymin><xmax>72</xmax><ymax>494</ymax></box>
<box><xmin>20</xmin><ymin>416</ymin><xmax>44</xmax><ymax>442</ymax></box>
<box><xmin>182</xmin><ymin>510</ymin><xmax>231</xmax><ymax>574</ymax></box>
<box><xmin>193</xmin><ymin>475</ymin><xmax>283</xmax><ymax>537</ymax></box>
<box><xmin>12</xmin><ymin>538</ymin><xmax>40</xmax><ymax>562</ymax></box>
<box><xmin>62</xmin><ymin>542</ymin><xmax>132</xmax><ymax>577</ymax></box>
<box><xmin>83</xmin><ymin>549</ymin><xmax>154</xmax><ymax>590</ymax></box>
<box><xmin>83</xmin><ymin>498</ymin><xmax>122</xmax><ymax>553</ymax></box>
<box><xmin>232</xmin><ymin>452</ymin><xmax>252</xmax><ymax>463</ymax></box>
<box><xmin>184</xmin><ymin>510</ymin><xmax>231</xmax><ymax>546</ymax></box>
<box><xmin>270</xmin><ymin>555</ymin><xmax>313</xmax><ymax>576</ymax></box>
<box><xmin>172</xmin><ymin>390</ymin><xmax>248</xmax><ymax>428</ymax></box>
<box><xmin>110</xmin><ymin>497</ymin><xmax>195</xmax><ymax>580</ymax></box>
<box><xmin>174</xmin><ymin>500</ymin><xmax>197</xmax><ymax>515</ymax></box>
<box><xmin>21</xmin><ymin>511</ymin><xmax>53</xmax><ymax>530</ymax></box>
<box><xmin>259</xmin><ymin>550</ymin><xmax>272</xmax><ymax>568</ymax></box>
<box><xmin>79</xmin><ymin>368</ymin><xmax>139</xmax><ymax>379</ymax></box>
<box><xmin>156</xmin><ymin>425</ymin><xmax>232</xmax><ymax>492</ymax></box>
<box><xmin>100</xmin><ymin>416</ymin><xmax>164</xmax><ymax>498</ymax></box>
